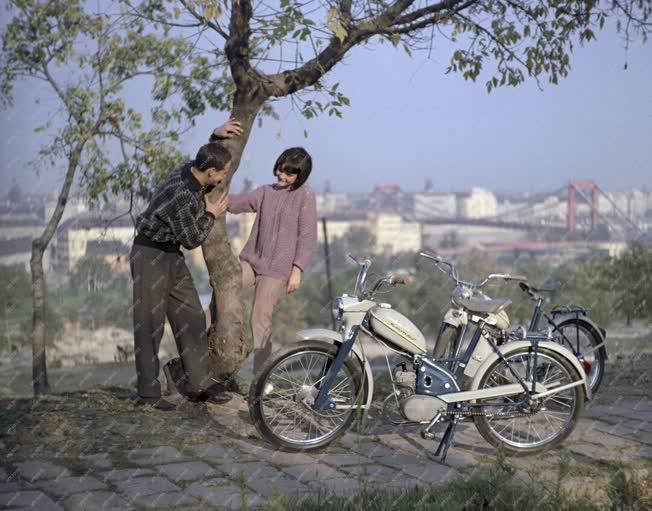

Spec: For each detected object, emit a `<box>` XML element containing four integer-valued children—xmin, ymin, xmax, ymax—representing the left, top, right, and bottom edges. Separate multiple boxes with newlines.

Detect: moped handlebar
<box><xmin>419</xmin><ymin>252</ymin><xmax>528</xmax><ymax>289</ymax></box>
<box><xmin>348</xmin><ymin>254</ymin><xmax>409</xmax><ymax>299</ymax></box>
<box><xmin>348</xmin><ymin>253</ymin><xmax>372</xmax><ymax>296</ymax></box>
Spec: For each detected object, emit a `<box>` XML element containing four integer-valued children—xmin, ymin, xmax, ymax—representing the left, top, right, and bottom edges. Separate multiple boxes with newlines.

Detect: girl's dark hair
<box><xmin>194</xmin><ymin>143</ymin><xmax>232</xmax><ymax>172</ymax></box>
<box><xmin>273</xmin><ymin>147</ymin><xmax>312</xmax><ymax>190</ymax></box>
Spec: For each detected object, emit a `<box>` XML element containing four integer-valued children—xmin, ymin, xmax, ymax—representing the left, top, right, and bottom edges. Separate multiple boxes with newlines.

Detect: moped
<box><xmin>248</xmin><ymin>254</ymin><xmax>590</xmax><ymax>461</ymax></box>
<box><xmin>430</xmin><ymin>254</ymin><xmax>607</xmax><ymax>394</ymax></box>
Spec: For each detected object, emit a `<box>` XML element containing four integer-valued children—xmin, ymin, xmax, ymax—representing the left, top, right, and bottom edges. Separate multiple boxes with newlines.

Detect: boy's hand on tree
<box><xmin>205</xmin><ymin>193</ymin><xmax>228</xmax><ymax>218</ymax></box>
<box><xmin>213</xmin><ymin>118</ymin><xmax>243</xmax><ymax>139</ymax></box>
<box><xmin>287</xmin><ymin>266</ymin><xmax>302</xmax><ymax>294</ymax></box>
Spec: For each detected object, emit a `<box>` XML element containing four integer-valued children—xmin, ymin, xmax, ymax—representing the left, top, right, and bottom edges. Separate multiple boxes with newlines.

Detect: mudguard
<box><xmin>442</xmin><ymin>308</ymin><xmax>468</xmax><ymax>328</ymax></box>
<box><xmin>468</xmin><ymin>340</ymin><xmax>591</xmax><ymax>400</ymax></box>
<box><xmin>296</xmin><ymin>328</ymin><xmax>374</xmax><ymax>412</ymax></box>
<box><xmin>548</xmin><ymin>313</ymin><xmax>608</xmax><ymax>360</ymax></box>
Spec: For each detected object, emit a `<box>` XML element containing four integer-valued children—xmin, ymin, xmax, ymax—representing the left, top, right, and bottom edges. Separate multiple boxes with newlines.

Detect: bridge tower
<box><xmin>567</xmin><ymin>180</ymin><xmax>600</xmax><ymax>232</ymax></box>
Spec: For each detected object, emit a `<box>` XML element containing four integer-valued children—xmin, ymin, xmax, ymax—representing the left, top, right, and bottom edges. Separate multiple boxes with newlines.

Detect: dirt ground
<box><xmin>0</xmin><ymin>332</ymin><xmax>650</xmax><ymax>510</ymax></box>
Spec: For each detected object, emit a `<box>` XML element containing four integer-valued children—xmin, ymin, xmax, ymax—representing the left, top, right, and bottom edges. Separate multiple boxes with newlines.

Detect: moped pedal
<box><xmin>421</xmin><ymin>429</ymin><xmax>436</xmax><ymax>440</ymax></box>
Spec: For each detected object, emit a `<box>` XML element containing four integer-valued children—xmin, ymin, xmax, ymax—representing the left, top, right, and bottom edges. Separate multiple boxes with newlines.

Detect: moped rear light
<box><xmin>582</xmin><ymin>360</ymin><xmax>592</xmax><ymax>375</ymax></box>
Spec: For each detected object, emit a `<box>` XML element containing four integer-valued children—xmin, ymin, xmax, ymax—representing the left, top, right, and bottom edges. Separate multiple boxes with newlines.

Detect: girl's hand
<box><xmin>213</xmin><ymin>118</ymin><xmax>243</xmax><ymax>139</ymax></box>
<box><xmin>287</xmin><ymin>266</ymin><xmax>302</xmax><ymax>294</ymax></box>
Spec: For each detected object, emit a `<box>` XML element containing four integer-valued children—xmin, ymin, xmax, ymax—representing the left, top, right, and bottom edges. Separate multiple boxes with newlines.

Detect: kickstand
<box><xmin>434</xmin><ymin>415</ymin><xmax>459</xmax><ymax>463</ymax></box>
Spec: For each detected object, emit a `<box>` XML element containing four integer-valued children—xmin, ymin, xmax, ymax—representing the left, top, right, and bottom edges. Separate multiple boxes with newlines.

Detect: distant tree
<box><xmin>70</xmin><ymin>257</ymin><xmax>114</xmax><ymax>292</ymax></box>
<box><xmin>0</xmin><ymin>264</ymin><xmax>61</xmax><ymax>351</ymax></box>
<box><xmin>0</xmin><ymin>1</ymin><xmax>211</xmax><ymax>394</ymax></box>
<box><xmin>587</xmin><ymin>224</ymin><xmax>611</xmax><ymax>241</ymax></box>
<box><xmin>242</xmin><ymin>177</ymin><xmax>254</xmax><ymax>192</ymax></box>
<box><xmin>551</xmin><ymin>256</ymin><xmax>616</xmax><ymax>326</ymax></box>
<box><xmin>342</xmin><ymin>226</ymin><xmax>376</xmax><ymax>256</ymax></box>
<box><xmin>324</xmin><ymin>180</ymin><xmax>333</xmax><ymax>194</ymax></box>
<box><xmin>440</xmin><ymin>230</ymin><xmax>461</xmax><ymax>249</ymax></box>
<box><xmin>7</xmin><ymin>181</ymin><xmax>22</xmax><ymax>204</ymax></box>
<box><xmin>597</xmin><ymin>242</ymin><xmax>652</xmax><ymax>325</ymax></box>
<box><xmin>424</xmin><ymin>179</ymin><xmax>434</xmax><ymax>193</ymax></box>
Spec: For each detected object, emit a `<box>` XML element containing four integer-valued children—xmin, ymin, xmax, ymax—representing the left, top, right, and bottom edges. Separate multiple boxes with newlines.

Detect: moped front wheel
<box><xmin>473</xmin><ymin>347</ymin><xmax>584</xmax><ymax>456</ymax></box>
<box><xmin>248</xmin><ymin>340</ymin><xmax>366</xmax><ymax>452</ymax></box>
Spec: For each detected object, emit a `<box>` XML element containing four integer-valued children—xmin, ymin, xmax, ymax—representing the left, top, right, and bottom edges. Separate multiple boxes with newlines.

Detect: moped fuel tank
<box><xmin>369</xmin><ymin>306</ymin><xmax>427</xmax><ymax>355</ymax></box>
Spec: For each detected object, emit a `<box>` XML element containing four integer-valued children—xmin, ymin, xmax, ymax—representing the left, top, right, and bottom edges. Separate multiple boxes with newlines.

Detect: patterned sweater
<box><xmin>135</xmin><ymin>163</ymin><xmax>214</xmax><ymax>251</ymax></box>
<box><xmin>228</xmin><ymin>184</ymin><xmax>318</xmax><ymax>281</ymax></box>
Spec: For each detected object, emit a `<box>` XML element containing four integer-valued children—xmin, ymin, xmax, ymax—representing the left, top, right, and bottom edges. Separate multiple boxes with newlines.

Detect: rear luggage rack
<box><xmin>551</xmin><ymin>305</ymin><xmax>588</xmax><ymax>317</ymax></box>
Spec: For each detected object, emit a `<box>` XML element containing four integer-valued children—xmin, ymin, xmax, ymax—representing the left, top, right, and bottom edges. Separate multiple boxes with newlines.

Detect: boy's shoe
<box><xmin>187</xmin><ymin>388</ymin><xmax>232</xmax><ymax>405</ymax></box>
<box><xmin>135</xmin><ymin>397</ymin><xmax>177</xmax><ymax>411</ymax></box>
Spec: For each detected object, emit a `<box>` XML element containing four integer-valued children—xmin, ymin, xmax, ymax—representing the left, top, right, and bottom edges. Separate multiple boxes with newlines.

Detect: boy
<box><xmin>130</xmin><ymin>139</ymin><xmax>233</xmax><ymax>410</ymax></box>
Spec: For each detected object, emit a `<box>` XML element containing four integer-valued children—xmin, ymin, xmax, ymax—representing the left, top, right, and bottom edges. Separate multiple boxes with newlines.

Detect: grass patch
<box><xmin>264</xmin><ymin>451</ymin><xmax>651</xmax><ymax>511</ymax></box>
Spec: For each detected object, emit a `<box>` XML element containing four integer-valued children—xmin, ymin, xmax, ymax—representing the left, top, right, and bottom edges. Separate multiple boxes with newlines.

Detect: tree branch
<box><xmin>263</xmin><ymin>34</ymin><xmax>357</xmax><ymax>96</ymax></box>
<box><xmin>226</xmin><ymin>0</ymin><xmax>261</xmax><ymax>86</ymax></box>
<box><xmin>123</xmin><ymin>0</ymin><xmax>205</xmax><ymax>29</ymax></box>
<box><xmin>391</xmin><ymin>0</ymin><xmax>478</xmax><ymax>29</ymax></box>
<box><xmin>454</xmin><ymin>11</ymin><xmax>538</xmax><ymax>83</ymax></box>
<box><xmin>179</xmin><ymin>0</ymin><xmax>229</xmax><ymax>38</ymax></box>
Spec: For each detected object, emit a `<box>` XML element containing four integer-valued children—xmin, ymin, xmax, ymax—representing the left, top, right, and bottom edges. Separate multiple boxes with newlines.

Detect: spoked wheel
<box><xmin>473</xmin><ymin>348</ymin><xmax>584</xmax><ymax>456</ymax></box>
<box><xmin>554</xmin><ymin>321</ymin><xmax>605</xmax><ymax>394</ymax></box>
<box><xmin>248</xmin><ymin>341</ymin><xmax>366</xmax><ymax>452</ymax></box>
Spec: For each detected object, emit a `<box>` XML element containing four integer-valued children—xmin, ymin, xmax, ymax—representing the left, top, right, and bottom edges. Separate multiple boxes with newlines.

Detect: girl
<box><xmin>228</xmin><ymin>147</ymin><xmax>317</xmax><ymax>376</ymax></box>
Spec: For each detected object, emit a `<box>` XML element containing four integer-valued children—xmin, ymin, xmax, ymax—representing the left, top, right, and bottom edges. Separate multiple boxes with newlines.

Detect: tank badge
<box><xmin>388</xmin><ymin>320</ymin><xmax>416</xmax><ymax>341</ymax></box>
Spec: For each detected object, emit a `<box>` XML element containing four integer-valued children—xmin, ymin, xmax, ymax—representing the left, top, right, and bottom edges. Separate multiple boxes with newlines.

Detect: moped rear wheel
<box><xmin>555</xmin><ymin>320</ymin><xmax>605</xmax><ymax>395</ymax></box>
<box><xmin>248</xmin><ymin>340</ymin><xmax>365</xmax><ymax>452</ymax></box>
<box><xmin>473</xmin><ymin>348</ymin><xmax>584</xmax><ymax>456</ymax></box>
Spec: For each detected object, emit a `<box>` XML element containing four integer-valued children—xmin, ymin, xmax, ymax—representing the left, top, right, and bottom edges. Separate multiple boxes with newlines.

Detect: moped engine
<box><xmin>393</xmin><ymin>363</ymin><xmax>416</xmax><ymax>390</ymax></box>
<box><xmin>399</xmin><ymin>357</ymin><xmax>458</xmax><ymax>423</ymax></box>
<box><xmin>381</xmin><ymin>363</ymin><xmax>417</xmax><ymax>425</ymax></box>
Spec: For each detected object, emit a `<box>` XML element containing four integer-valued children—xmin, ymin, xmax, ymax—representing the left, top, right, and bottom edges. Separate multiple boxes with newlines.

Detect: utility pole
<box><xmin>321</xmin><ymin>218</ymin><xmax>336</xmax><ymax>330</ymax></box>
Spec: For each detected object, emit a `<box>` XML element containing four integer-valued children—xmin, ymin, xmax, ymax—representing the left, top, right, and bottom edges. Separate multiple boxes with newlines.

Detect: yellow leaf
<box><xmin>326</xmin><ymin>7</ymin><xmax>347</xmax><ymax>42</ymax></box>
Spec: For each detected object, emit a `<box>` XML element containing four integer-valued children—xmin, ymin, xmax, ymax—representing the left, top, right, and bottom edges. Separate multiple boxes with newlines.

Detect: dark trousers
<box><xmin>130</xmin><ymin>243</ymin><xmax>211</xmax><ymax>398</ymax></box>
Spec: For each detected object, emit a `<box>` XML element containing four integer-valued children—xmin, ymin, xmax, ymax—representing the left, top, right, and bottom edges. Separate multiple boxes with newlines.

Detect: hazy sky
<box><xmin>0</xmin><ymin>22</ymin><xmax>650</xmax><ymax>197</ymax></box>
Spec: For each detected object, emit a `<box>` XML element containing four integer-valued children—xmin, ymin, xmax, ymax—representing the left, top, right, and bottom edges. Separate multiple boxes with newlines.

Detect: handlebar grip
<box><xmin>419</xmin><ymin>251</ymin><xmax>441</xmax><ymax>261</ymax></box>
<box><xmin>391</xmin><ymin>275</ymin><xmax>410</xmax><ymax>286</ymax></box>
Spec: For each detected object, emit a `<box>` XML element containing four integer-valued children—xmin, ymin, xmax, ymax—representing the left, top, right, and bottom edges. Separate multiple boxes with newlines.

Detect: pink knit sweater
<box><xmin>228</xmin><ymin>184</ymin><xmax>318</xmax><ymax>281</ymax></box>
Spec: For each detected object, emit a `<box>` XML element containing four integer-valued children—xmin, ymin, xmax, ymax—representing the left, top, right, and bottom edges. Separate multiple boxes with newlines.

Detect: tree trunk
<box><xmin>203</xmin><ymin>88</ymin><xmax>266</xmax><ymax>384</ymax></box>
<box><xmin>31</xmin><ymin>142</ymin><xmax>85</xmax><ymax>396</ymax></box>
<box><xmin>31</xmin><ymin>240</ymin><xmax>50</xmax><ymax>395</ymax></box>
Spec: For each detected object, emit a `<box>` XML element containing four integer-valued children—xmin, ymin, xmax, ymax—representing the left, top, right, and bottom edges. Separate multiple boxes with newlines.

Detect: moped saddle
<box><xmin>519</xmin><ymin>281</ymin><xmax>562</xmax><ymax>294</ymax></box>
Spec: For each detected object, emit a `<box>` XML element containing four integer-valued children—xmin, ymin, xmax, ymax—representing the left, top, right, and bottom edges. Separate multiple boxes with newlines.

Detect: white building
<box><xmin>54</xmin><ymin>215</ymin><xmax>135</xmax><ymax>271</ymax></box>
<box><xmin>315</xmin><ymin>193</ymin><xmax>351</xmax><ymax>216</ymax></box>
<box><xmin>457</xmin><ymin>188</ymin><xmax>497</xmax><ymax>219</ymax></box>
<box><xmin>413</xmin><ymin>193</ymin><xmax>457</xmax><ymax>219</ymax></box>
<box><xmin>601</xmin><ymin>190</ymin><xmax>651</xmax><ymax>220</ymax></box>
<box><xmin>375</xmin><ymin>214</ymin><xmax>421</xmax><ymax>255</ymax></box>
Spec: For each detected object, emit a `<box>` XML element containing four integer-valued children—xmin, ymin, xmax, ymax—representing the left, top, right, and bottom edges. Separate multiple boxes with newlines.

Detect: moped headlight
<box><xmin>331</xmin><ymin>297</ymin><xmax>344</xmax><ymax>321</ymax></box>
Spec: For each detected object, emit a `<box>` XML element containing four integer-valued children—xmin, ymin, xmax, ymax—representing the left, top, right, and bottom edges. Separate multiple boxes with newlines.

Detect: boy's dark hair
<box><xmin>273</xmin><ymin>147</ymin><xmax>312</xmax><ymax>190</ymax></box>
<box><xmin>194</xmin><ymin>143</ymin><xmax>231</xmax><ymax>172</ymax></box>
